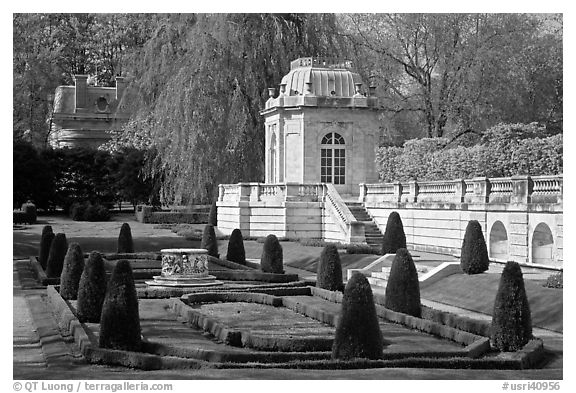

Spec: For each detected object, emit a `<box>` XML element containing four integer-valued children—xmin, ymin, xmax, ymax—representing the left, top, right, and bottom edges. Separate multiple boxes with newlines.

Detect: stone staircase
<box><xmin>344</xmin><ymin>201</ymin><xmax>383</xmax><ymax>249</ymax></box>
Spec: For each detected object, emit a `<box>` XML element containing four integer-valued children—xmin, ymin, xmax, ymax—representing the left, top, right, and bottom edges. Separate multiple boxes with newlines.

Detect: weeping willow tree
<box><xmin>114</xmin><ymin>14</ymin><xmax>345</xmax><ymax>204</ymax></box>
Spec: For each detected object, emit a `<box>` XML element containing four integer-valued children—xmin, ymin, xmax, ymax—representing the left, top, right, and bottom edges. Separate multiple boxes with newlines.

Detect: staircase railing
<box><xmin>324</xmin><ymin>183</ymin><xmax>365</xmax><ymax>243</ymax></box>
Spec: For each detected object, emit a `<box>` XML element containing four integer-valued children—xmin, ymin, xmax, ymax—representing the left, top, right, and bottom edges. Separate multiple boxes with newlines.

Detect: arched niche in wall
<box><xmin>532</xmin><ymin>223</ymin><xmax>554</xmax><ymax>265</ymax></box>
<box><xmin>489</xmin><ymin>221</ymin><xmax>509</xmax><ymax>261</ymax></box>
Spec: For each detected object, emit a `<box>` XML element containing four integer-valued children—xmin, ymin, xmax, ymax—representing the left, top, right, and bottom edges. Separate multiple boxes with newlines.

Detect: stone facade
<box><xmin>48</xmin><ymin>75</ymin><xmax>131</xmax><ymax>149</ymax></box>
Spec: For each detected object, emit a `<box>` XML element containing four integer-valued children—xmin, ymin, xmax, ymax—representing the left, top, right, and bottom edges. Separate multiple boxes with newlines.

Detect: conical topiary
<box><xmin>117</xmin><ymin>223</ymin><xmax>134</xmax><ymax>253</ymax></box>
<box><xmin>226</xmin><ymin>228</ymin><xmax>246</xmax><ymax>265</ymax></box>
<box><xmin>76</xmin><ymin>252</ymin><xmax>108</xmax><ymax>323</ymax></box>
<box><xmin>59</xmin><ymin>243</ymin><xmax>85</xmax><ymax>300</ymax></box>
<box><xmin>491</xmin><ymin>261</ymin><xmax>533</xmax><ymax>351</ymax></box>
<box><xmin>260</xmin><ymin>234</ymin><xmax>284</xmax><ymax>274</ymax></box>
<box><xmin>332</xmin><ymin>272</ymin><xmax>384</xmax><ymax>360</ymax></box>
<box><xmin>99</xmin><ymin>260</ymin><xmax>141</xmax><ymax>351</ymax></box>
<box><xmin>460</xmin><ymin>220</ymin><xmax>490</xmax><ymax>274</ymax></box>
<box><xmin>201</xmin><ymin>224</ymin><xmax>219</xmax><ymax>258</ymax></box>
<box><xmin>384</xmin><ymin>248</ymin><xmax>421</xmax><ymax>317</ymax></box>
<box><xmin>39</xmin><ymin>225</ymin><xmax>55</xmax><ymax>270</ymax></box>
<box><xmin>381</xmin><ymin>211</ymin><xmax>406</xmax><ymax>255</ymax></box>
<box><xmin>209</xmin><ymin>200</ymin><xmax>218</xmax><ymax>227</ymax></box>
<box><xmin>45</xmin><ymin>233</ymin><xmax>68</xmax><ymax>278</ymax></box>
<box><xmin>316</xmin><ymin>244</ymin><xmax>344</xmax><ymax>291</ymax></box>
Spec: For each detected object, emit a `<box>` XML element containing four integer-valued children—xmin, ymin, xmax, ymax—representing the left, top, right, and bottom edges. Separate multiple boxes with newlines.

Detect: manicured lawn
<box><xmin>421</xmin><ymin>273</ymin><xmax>563</xmax><ymax>333</ymax></box>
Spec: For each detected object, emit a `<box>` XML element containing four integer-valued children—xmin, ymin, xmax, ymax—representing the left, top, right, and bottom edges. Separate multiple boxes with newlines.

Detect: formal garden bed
<box><xmin>46</xmin><ymin>284</ymin><xmax>544</xmax><ymax>371</ymax></box>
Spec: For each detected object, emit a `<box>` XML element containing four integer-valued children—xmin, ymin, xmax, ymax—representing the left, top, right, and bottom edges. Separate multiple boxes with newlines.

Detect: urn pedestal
<box><xmin>146</xmin><ymin>248</ymin><xmax>223</xmax><ymax>287</ymax></box>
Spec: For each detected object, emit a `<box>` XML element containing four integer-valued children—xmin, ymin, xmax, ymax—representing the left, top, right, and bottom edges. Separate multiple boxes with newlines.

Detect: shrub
<box><xmin>45</xmin><ymin>233</ymin><xmax>68</xmax><ymax>278</ymax></box>
<box><xmin>209</xmin><ymin>200</ymin><xmax>218</xmax><ymax>226</ymax></box>
<box><xmin>70</xmin><ymin>201</ymin><xmax>110</xmax><ymax>222</ymax></box>
<box><xmin>384</xmin><ymin>248</ymin><xmax>421</xmax><ymax>317</ymax></box>
<box><xmin>460</xmin><ymin>220</ymin><xmax>490</xmax><ymax>274</ymax></box>
<box><xmin>260</xmin><ymin>234</ymin><xmax>284</xmax><ymax>274</ymax></box>
<box><xmin>201</xmin><ymin>224</ymin><xmax>219</xmax><ymax>258</ymax></box>
<box><xmin>316</xmin><ymin>244</ymin><xmax>344</xmax><ymax>291</ymax></box>
<box><xmin>332</xmin><ymin>272</ymin><xmax>384</xmax><ymax>360</ymax></box>
<box><xmin>13</xmin><ymin>211</ymin><xmax>29</xmax><ymax>224</ymax></box>
<box><xmin>21</xmin><ymin>201</ymin><xmax>37</xmax><ymax>224</ymax></box>
<box><xmin>77</xmin><ymin>252</ymin><xmax>108</xmax><ymax>323</ymax></box>
<box><xmin>381</xmin><ymin>211</ymin><xmax>406</xmax><ymax>255</ymax></box>
<box><xmin>298</xmin><ymin>238</ymin><xmax>344</xmax><ymax>248</ymax></box>
<box><xmin>226</xmin><ymin>228</ymin><xmax>246</xmax><ymax>265</ymax></box>
<box><xmin>543</xmin><ymin>272</ymin><xmax>563</xmax><ymax>289</ymax></box>
<box><xmin>99</xmin><ymin>260</ymin><xmax>142</xmax><ymax>351</ymax></box>
<box><xmin>491</xmin><ymin>261</ymin><xmax>533</xmax><ymax>351</ymax></box>
<box><xmin>38</xmin><ymin>225</ymin><xmax>55</xmax><ymax>270</ymax></box>
<box><xmin>59</xmin><ymin>243</ymin><xmax>85</xmax><ymax>300</ymax></box>
<box><xmin>117</xmin><ymin>223</ymin><xmax>134</xmax><ymax>253</ymax></box>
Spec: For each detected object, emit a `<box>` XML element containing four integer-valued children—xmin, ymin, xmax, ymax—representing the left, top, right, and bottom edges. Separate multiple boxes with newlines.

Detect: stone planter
<box><xmin>146</xmin><ymin>248</ymin><xmax>222</xmax><ymax>287</ymax></box>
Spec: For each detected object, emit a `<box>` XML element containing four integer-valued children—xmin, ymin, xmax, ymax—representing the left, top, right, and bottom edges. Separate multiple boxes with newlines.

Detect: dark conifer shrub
<box><xmin>491</xmin><ymin>261</ymin><xmax>533</xmax><ymax>352</ymax></box>
<box><xmin>76</xmin><ymin>252</ymin><xmax>108</xmax><ymax>323</ymax></box>
<box><xmin>45</xmin><ymin>233</ymin><xmax>68</xmax><ymax>278</ymax></box>
<box><xmin>59</xmin><ymin>243</ymin><xmax>85</xmax><ymax>300</ymax></box>
<box><xmin>260</xmin><ymin>234</ymin><xmax>284</xmax><ymax>274</ymax></box>
<box><xmin>99</xmin><ymin>260</ymin><xmax>142</xmax><ymax>351</ymax></box>
<box><xmin>209</xmin><ymin>200</ymin><xmax>218</xmax><ymax>227</ymax></box>
<box><xmin>384</xmin><ymin>248</ymin><xmax>421</xmax><ymax>317</ymax></box>
<box><xmin>316</xmin><ymin>244</ymin><xmax>344</xmax><ymax>291</ymax></box>
<box><xmin>381</xmin><ymin>211</ymin><xmax>406</xmax><ymax>255</ymax></box>
<box><xmin>460</xmin><ymin>220</ymin><xmax>490</xmax><ymax>274</ymax></box>
<box><xmin>117</xmin><ymin>223</ymin><xmax>134</xmax><ymax>253</ymax></box>
<box><xmin>21</xmin><ymin>201</ymin><xmax>37</xmax><ymax>224</ymax></box>
<box><xmin>201</xmin><ymin>224</ymin><xmax>219</xmax><ymax>258</ymax></box>
<box><xmin>226</xmin><ymin>228</ymin><xmax>246</xmax><ymax>265</ymax></box>
<box><xmin>332</xmin><ymin>272</ymin><xmax>384</xmax><ymax>360</ymax></box>
<box><xmin>39</xmin><ymin>225</ymin><xmax>55</xmax><ymax>270</ymax></box>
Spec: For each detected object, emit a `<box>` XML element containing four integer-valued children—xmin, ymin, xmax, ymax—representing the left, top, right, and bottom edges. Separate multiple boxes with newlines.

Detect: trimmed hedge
<box><xmin>99</xmin><ymin>260</ymin><xmax>142</xmax><ymax>351</ymax></box>
<box><xmin>491</xmin><ymin>262</ymin><xmax>533</xmax><ymax>352</ymax></box>
<box><xmin>77</xmin><ymin>252</ymin><xmax>108</xmax><ymax>323</ymax></box>
<box><xmin>117</xmin><ymin>223</ymin><xmax>134</xmax><ymax>253</ymax></box>
<box><xmin>543</xmin><ymin>272</ymin><xmax>563</xmax><ymax>289</ymax></box>
<box><xmin>46</xmin><ymin>233</ymin><xmax>68</xmax><ymax>278</ymax></box>
<box><xmin>384</xmin><ymin>248</ymin><xmax>421</xmax><ymax>317</ymax></box>
<box><xmin>346</xmin><ymin>244</ymin><xmax>380</xmax><ymax>255</ymax></box>
<box><xmin>332</xmin><ymin>272</ymin><xmax>384</xmax><ymax>360</ymax></box>
<box><xmin>260</xmin><ymin>234</ymin><xmax>284</xmax><ymax>274</ymax></box>
<box><xmin>226</xmin><ymin>229</ymin><xmax>246</xmax><ymax>265</ymax></box>
<box><xmin>460</xmin><ymin>220</ymin><xmax>490</xmax><ymax>274</ymax></box>
<box><xmin>143</xmin><ymin>211</ymin><xmax>206</xmax><ymax>224</ymax></box>
<box><xmin>316</xmin><ymin>244</ymin><xmax>344</xmax><ymax>292</ymax></box>
<box><xmin>59</xmin><ymin>243</ymin><xmax>85</xmax><ymax>300</ymax></box>
<box><xmin>39</xmin><ymin>225</ymin><xmax>55</xmax><ymax>270</ymax></box>
<box><xmin>201</xmin><ymin>224</ymin><xmax>219</xmax><ymax>258</ymax></box>
<box><xmin>70</xmin><ymin>201</ymin><xmax>111</xmax><ymax>222</ymax></box>
<box><xmin>381</xmin><ymin>211</ymin><xmax>406</xmax><ymax>255</ymax></box>
<box><xmin>376</xmin><ymin>123</ymin><xmax>562</xmax><ymax>182</ymax></box>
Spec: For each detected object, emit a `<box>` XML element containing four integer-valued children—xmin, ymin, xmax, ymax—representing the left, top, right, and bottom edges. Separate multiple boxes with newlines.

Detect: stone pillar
<box><xmin>394</xmin><ymin>181</ymin><xmax>402</xmax><ymax>203</ymax></box>
<box><xmin>115</xmin><ymin>76</ymin><xmax>126</xmax><ymax>100</ymax></box>
<box><xmin>511</xmin><ymin>175</ymin><xmax>532</xmax><ymax>205</ymax></box>
<box><xmin>408</xmin><ymin>180</ymin><xmax>419</xmax><ymax>203</ymax></box>
<box><xmin>239</xmin><ymin>183</ymin><xmax>252</xmax><ymax>201</ymax></box>
<box><xmin>74</xmin><ymin>75</ymin><xmax>88</xmax><ymax>110</ymax></box>
<box><xmin>358</xmin><ymin>183</ymin><xmax>366</xmax><ymax>203</ymax></box>
<box><xmin>471</xmin><ymin>177</ymin><xmax>490</xmax><ymax>204</ymax></box>
<box><xmin>454</xmin><ymin>179</ymin><xmax>466</xmax><ymax>203</ymax></box>
<box><xmin>285</xmin><ymin>183</ymin><xmax>300</xmax><ymax>201</ymax></box>
<box><xmin>218</xmin><ymin>184</ymin><xmax>224</xmax><ymax>201</ymax></box>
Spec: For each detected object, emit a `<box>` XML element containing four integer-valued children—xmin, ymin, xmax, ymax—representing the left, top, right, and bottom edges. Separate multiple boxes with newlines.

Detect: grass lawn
<box><xmin>421</xmin><ymin>273</ymin><xmax>563</xmax><ymax>333</ymax></box>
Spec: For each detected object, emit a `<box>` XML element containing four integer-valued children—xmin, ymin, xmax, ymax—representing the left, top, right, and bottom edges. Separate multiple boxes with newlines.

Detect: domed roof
<box><xmin>280</xmin><ymin>57</ymin><xmax>363</xmax><ymax>97</ymax></box>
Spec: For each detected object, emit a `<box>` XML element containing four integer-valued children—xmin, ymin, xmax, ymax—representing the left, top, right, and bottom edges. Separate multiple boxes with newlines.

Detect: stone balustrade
<box><xmin>359</xmin><ymin>175</ymin><xmax>563</xmax><ymax>207</ymax></box>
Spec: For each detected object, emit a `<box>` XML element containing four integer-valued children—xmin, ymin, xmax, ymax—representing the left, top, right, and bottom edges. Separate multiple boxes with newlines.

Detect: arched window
<box><xmin>320</xmin><ymin>132</ymin><xmax>345</xmax><ymax>184</ymax></box>
<box><xmin>489</xmin><ymin>221</ymin><xmax>509</xmax><ymax>261</ymax></box>
<box><xmin>269</xmin><ymin>132</ymin><xmax>276</xmax><ymax>183</ymax></box>
<box><xmin>532</xmin><ymin>223</ymin><xmax>554</xmax><ymax>265</ymax></box>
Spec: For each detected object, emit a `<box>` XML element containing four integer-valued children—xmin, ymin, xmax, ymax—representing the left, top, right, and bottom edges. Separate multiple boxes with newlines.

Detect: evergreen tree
<box><xmin>491</xmin><ymin>261</ymin><xmax>533</xmax><ymax>351</ymax></box>
<box><xmin>38</xmin><ymin>225</ymin><xmax>54</xmax><ymax>270</ymax></box>
<box><xmin>99</xmin><ymin>260</ymin><xmax>141</xmax><ymax>351</ymax></box>
<box><xmin>201</xmin><ymin>224</ymin><xmax>219</xmax><ymax>258</ymax></box>
<box><xmin>260</xmin><ymin>234</ymin><xmax>284</xmax><ymax>274</ymax></box>
<box><xmin>460</xmin><ymin>220</ymin><xmax>490</xmax><ymax>274</ymax></box>
<box><xmin>45</xmin><ymin>233</ymin><xmax>68</xmax><ymax>278</ymax></box>
<box><xmin>117</xmin><ymin>222</ymin><xmax>134</xmax><ymax>253</ymax></box>
<box><xmin>384</xmin><ymin>248</ymin><xmax>421</xmax><ymax>317</ymax></box>
<box><xmin>332</xmin><ymin>272</ymin><xmax>384</xmax><ymax>360</ymax></box>
<box><xmin>209</xmin><ymin>200</ymin><xmax>218</xmax><ymax>227</ymax></box>
<box><xmin>226</xmin><ymin>228</ymin><xmax>246</xmax><ymax>265</ymax></box>
<box><xmin>59</xmin><ymin>243</ymin><xmax>85</xmax><ymax>300</ymax></box>
<box><xmin>381</xmin><ymin>211</ymin><xmax>406</xmax><ymax>255</ymax></box>
<box><xmin>76</xmin><ymin>252</ymin><xmax>108</xmax><ymax>323</ymax></box>
<box><xmin>316</xmin><ymin>244</ymin><xmax>344</xmax><ymax>291</ymax></box>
